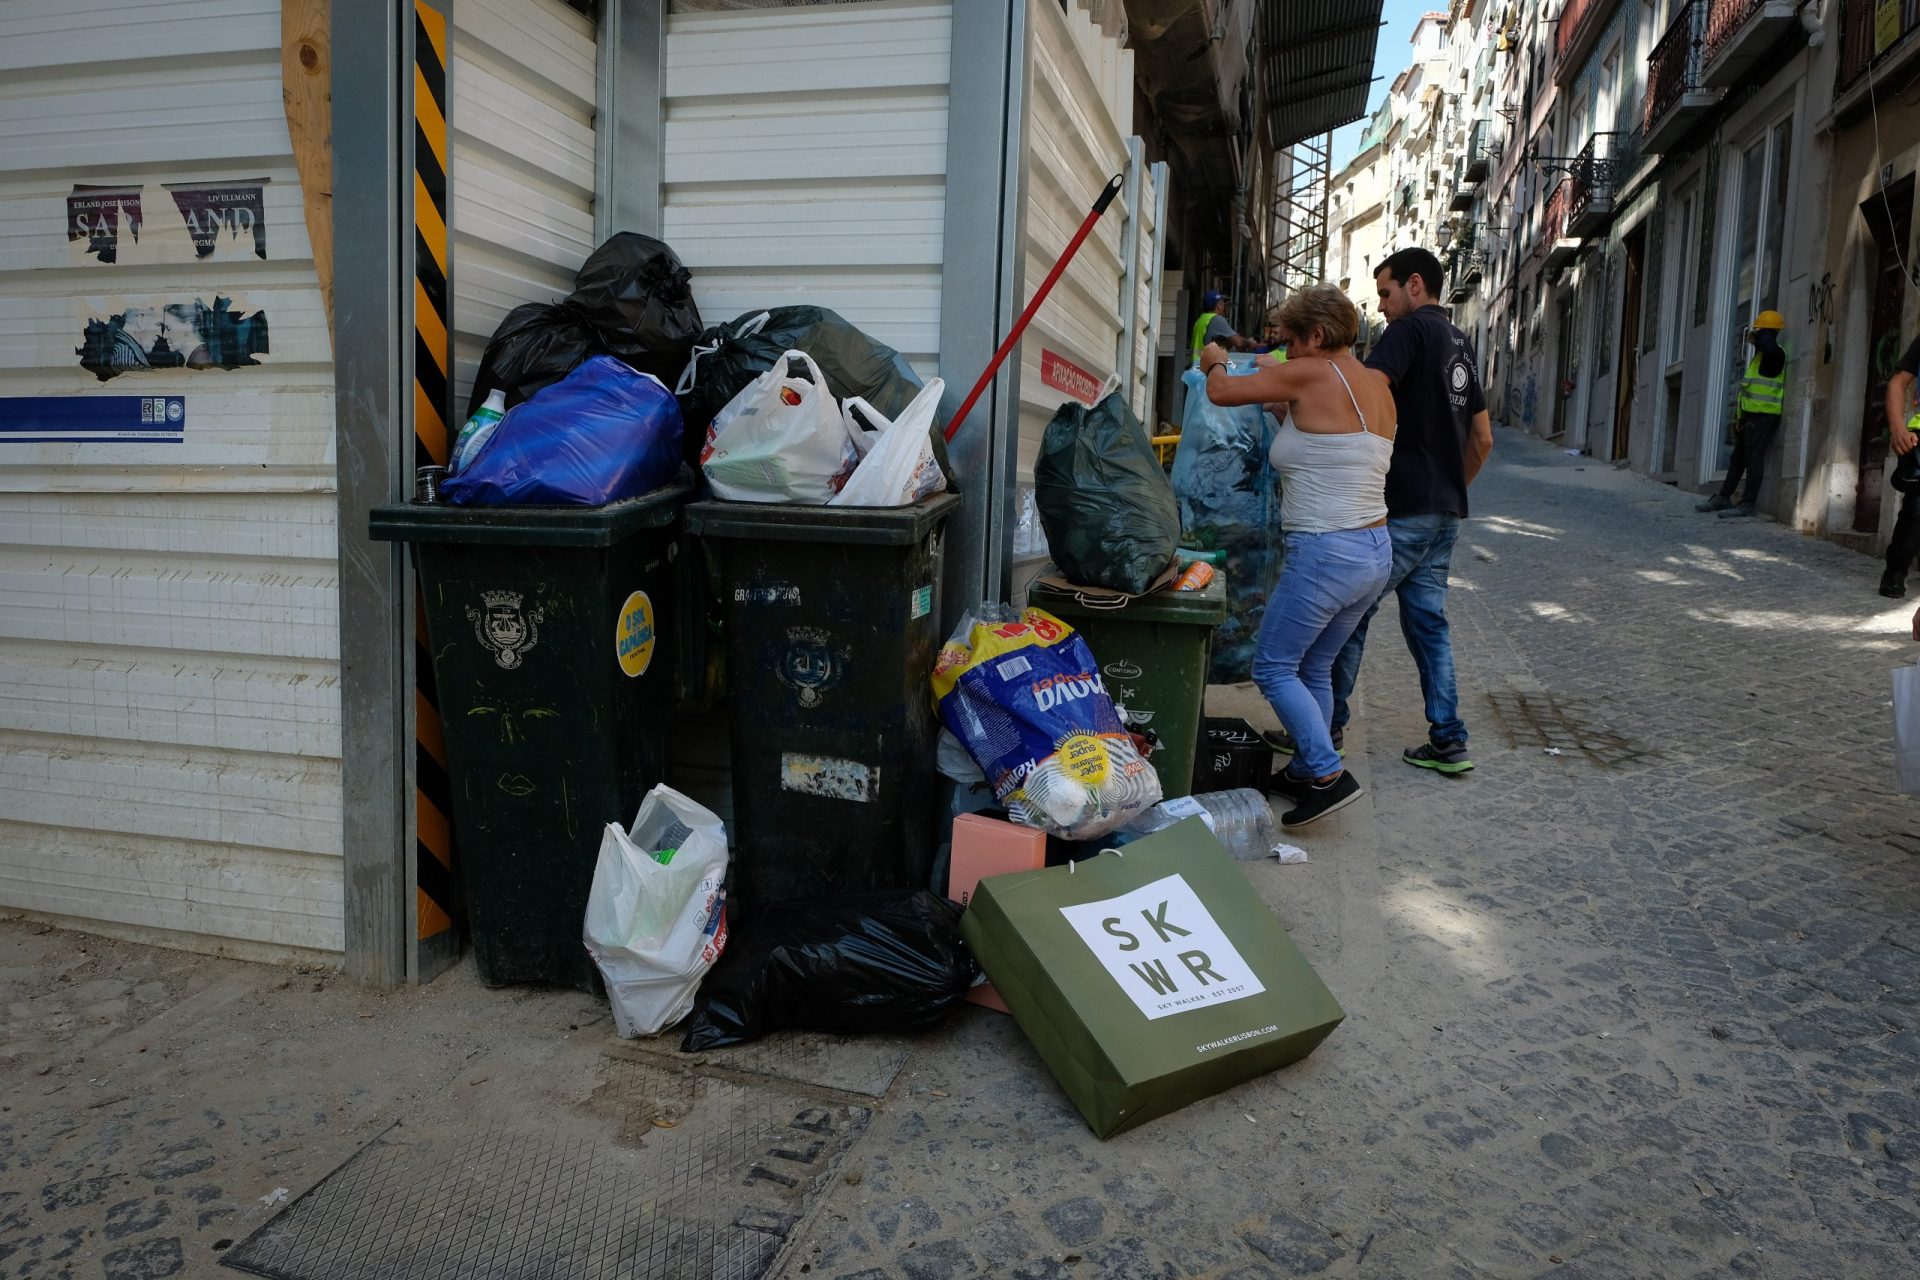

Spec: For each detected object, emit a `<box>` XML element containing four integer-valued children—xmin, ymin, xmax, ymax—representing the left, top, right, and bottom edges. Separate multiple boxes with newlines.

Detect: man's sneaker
<box><xmin>1267</xmin><ymin>767</ymin><xmax>1314</xmax><ymax>802</ymax></box>
<box><xmin>1881</xmin><ymin>571</ymin><xmax>1908</xmax><ymax>600</ymax></box>
<box><xmin>1262</xmin><ymin>725</ymin><xmax>1344</xmax><ymax>757</ymax></box>
<box><xmin>1718</xmin><ymin>502</ymin><xmax>1757</xmax><ymax>519</ymax></box>
<box><xmin>1280</xmin><ymin>771</ymin><xmax>1363</xmax><ymax>828</ymax></box>
<box><xmin>1696</xmin><ymin>494</ymin><xmax>1731</xmax><ymax>512</ymax></box>
<box><xmin>1403</xmin><ymin>741</ymin><xmax>1474</xmax><ymax>774</ymax></box>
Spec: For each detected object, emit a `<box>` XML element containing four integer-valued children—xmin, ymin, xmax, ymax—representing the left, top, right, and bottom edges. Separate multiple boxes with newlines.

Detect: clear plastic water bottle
<box><xmin>1190</xmin><ymin>788</ymin><xmax>1278</xmax><ymax>861</ymax></box>
<box><xmin>450</xmin><ymin>388</ymin><xmax>507</xmax><ymax>475</ymax></box>
<box><xmin>1110</xmin><ymin>787</ymin><xmax>1277</xmax><ymax>860</ymax></box>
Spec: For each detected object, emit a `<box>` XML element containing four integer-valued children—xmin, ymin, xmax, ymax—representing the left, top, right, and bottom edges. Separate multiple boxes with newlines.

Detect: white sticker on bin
<box><xmin>1059</xmin><ymin>874</ymin><xmax>1264</xmax><ymax>1021</ymax></box>
<box><xmin>911</xmin><ymin>585</ymin><xmax>933</xmax><ymax>619</ymax></box>
<box><xmin>780</xmin><ymin>753</ymin><xmax>878</xmax><ymax>802</ymax></box>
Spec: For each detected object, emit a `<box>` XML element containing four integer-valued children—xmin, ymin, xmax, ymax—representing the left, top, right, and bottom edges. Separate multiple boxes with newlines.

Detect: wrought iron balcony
<box><xmin>1702</xmin><ymin>0</ymin><xmax>1802</xmax><ymax>87</ymax></box>
<box><xmin>1566</xmin><ymin>132</ymin><xmax>1622</xmax><ymax>238</ymax></box>
<box><xmin>1641</xmin><ymin>0</ymin><xmax>1724</xmax><ymax>152</ymax></box>
<box><xmin>1463</xmin><ymin>120</ymin><xmax>1492</xmax><ymax>183</ymax></box>
<box><xmin>1530</xmin><ymin>179</ymin><xmax>1578</xmax><ymax>276</ymax></box>
<box><xmin>1555</xmin><ymin>0</ymin><xmax>1624</xmax><ymax>84</ymax></box>
<box><xmin>1839</xmin><ymin>0</ymin><xmax>1920</xmax><ymax>94</ymax></box>
<box><xmin>1450</xmin><ymin>159</ymin><xmax>1477</xmax><ymax>212</ymax></box>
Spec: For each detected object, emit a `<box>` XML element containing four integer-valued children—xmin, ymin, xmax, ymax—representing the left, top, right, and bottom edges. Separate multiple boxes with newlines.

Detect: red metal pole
<box><xmin>943</xmin><ymin>173</ymin><xmax>1125</xmax><ymax>444</ymax></box>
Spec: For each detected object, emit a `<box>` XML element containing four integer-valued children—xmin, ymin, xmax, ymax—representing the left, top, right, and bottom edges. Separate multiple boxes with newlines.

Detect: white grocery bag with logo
<box><xmin>831</xmin><ymin>378</ymin><xmax>949</xmax><ymax>507</ymax></box>
<box><xmin>584</xmin><ymin>784</ymin><xmax>730</xmax><ymax>1036</ymax></box>
<box><xmin>700</xmin><ymin>349</ymin><xmax>860</xmax><ymax>504</ymax></box>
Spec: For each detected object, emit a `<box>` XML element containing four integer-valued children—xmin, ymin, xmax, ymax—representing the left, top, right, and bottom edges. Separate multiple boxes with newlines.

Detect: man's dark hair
<box><xmin>1377</xmin><ymin>247</ymin><xmax>1445</xmax><ymax>299</ymax></box>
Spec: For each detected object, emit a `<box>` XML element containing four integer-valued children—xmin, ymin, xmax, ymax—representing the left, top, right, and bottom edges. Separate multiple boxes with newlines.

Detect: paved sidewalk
<box><xmin>4</xmin><ymin>428</ymin><xmax>1919</xmax><ymax>1279</ymax></box>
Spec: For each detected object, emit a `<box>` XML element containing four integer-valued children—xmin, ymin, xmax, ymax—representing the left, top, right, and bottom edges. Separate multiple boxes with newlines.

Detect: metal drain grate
<box><xmin>1485</xmin><ymin>690</ymin><xmax>1650</xmax><ymax>767</ymax></box>
<box><xmin>222</xmin><ymin>1056</ymin><xmax>869</xmax><ymax>1280</ymax></box>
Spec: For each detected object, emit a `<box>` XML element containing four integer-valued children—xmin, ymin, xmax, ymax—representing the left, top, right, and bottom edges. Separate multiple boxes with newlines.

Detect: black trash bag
<box><xmin>675</xmin><ymin>306</ymin><xmax>956</xmax><ymax>487</ymax></box>
<box><xmin>681</xmin><ymin>891</ymin><xmax>976</xmax><ymax>1052</ymax></box>
<box><xmin>1034</xmin><ymin>394</ymin><xmax>1182</xmax><ymax>595</ymax></box>
<box><xmin>567</xmin><ymin>232</ymin><xmax>703</xmax><ymax>386</ymax></box>
<box><xmin>465</xmin><ymin>300</ymin><xmax>605</xmax><ymax>421</ymax></box>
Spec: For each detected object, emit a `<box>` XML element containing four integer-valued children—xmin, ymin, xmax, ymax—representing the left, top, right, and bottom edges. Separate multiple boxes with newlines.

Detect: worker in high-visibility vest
<box><xmin>1881</xmin><ymin>331</ymin><xmax>1920</xmax><ymax>598</ymax></box>
<box><xmin>1189</xmin><ymin>290</ymin><xmax>1261</xmax><ymax>365</ymax></box>
<box><xmin>1697</xmin><ymin>309</ymin><xmax>1788</xmax><ymax>518</ymax></box>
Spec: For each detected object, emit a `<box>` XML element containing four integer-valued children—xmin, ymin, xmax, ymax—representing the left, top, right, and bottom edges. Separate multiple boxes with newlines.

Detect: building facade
<box><xmin>1359</xmin><ymin>0</ymin><xmax>1920</xmax><ymax>563</ymax></box>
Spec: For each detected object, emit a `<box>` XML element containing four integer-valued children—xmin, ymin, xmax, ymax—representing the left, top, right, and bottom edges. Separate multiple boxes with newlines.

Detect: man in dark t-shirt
<box><xmin>1883</xmin><ymin>334</ymin><xmax>1920</xmax><ymax>597</ymax></box>
<box><xmin>1325</xmin><ymin>248</ymin><xmax>1492</xmax><ymax>773</ymax></box>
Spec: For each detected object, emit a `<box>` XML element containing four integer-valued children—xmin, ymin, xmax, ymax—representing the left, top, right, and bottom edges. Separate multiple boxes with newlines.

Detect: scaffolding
<box><xmin>1269</xmin><ymin>130</ymin><xmax>1333</xmax><ymax>313</ymax></box>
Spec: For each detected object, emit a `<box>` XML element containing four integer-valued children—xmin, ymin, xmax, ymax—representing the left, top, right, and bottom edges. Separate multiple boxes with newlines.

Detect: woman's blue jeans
<box><xmin>1251</xmin><ymin>527</ymin><xmax>1393</xmax><ymax>779</ymax></box>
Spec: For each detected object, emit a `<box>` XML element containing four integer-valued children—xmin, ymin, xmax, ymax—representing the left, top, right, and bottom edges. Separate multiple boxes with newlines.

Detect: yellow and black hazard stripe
<box><xmin>413</xmin><ymin>0</ymin><xmax>456</xmax><ymax>942</ymax></box>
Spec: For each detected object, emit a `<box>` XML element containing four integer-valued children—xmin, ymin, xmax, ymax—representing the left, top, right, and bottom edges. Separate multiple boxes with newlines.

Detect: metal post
<box><xmin>938</xmin><ymin>0</ymin><xmax>1030</xmax><ymax>619</ymax></box>
<box><xmin>596</xmin><ymin>0</ymin><xmax>665</xmax><ymax>240</ymax></box>
<box><xmin>333</xmin><ymin>0</ymin><xmax>410</xmax><ymax>987</ymax></box>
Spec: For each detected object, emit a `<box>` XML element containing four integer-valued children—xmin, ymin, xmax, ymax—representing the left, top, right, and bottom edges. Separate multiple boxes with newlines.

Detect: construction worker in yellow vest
<box><xmin>1189</xmin><ymin>290</ymin><xmax>1262</xmax><ymax>365</ymax></box>
<box><xmin>1697</xmin><ymin>309</ymin><xmax>1787</xmax><ymax>518</ymax></box>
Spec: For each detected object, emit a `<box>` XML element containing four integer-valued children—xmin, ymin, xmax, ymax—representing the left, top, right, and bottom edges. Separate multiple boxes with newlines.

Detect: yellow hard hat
<box><xmin>1752</xmin><ymin>310</ymin><xmax>1786</xmax><ymax>331</ymax></box>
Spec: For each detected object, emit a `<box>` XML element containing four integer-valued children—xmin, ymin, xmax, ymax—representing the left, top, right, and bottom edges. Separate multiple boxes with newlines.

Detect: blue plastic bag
<box><xmin>442</xmin><ymin>356</ymin><xmax>684</xmax><ymax>506</ymax></box>
<box><xmin>1172</xmin><ymin>360</ymin><xmax>1281</xmax><ymax>681</ymax></box>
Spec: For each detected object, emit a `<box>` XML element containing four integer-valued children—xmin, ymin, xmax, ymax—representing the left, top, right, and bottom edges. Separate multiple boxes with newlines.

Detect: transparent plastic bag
<box><xmin>583</xmin><ymin>785</ymin><xmax>730</xmax><ymax>1037</ymax></box>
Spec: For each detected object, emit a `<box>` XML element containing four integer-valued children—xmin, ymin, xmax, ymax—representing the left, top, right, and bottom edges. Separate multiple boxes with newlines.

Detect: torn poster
<box><xmin>76</xmin><ymin>296</ymin><xmax>269</xmax><ymax>382</ymax></box>
<box><xmin>68</xmin><ymin>185</ymin><xmax>143</xmax><ymax>264</ymax></box>
<box><xmin>166</xmin><ymin>181</ymin><xmax>266</xmax><ymax>260</ymax></box>
<box><xmin>0</xmin><ymin>395</ymin><xmax>185</xmax><ymax>444</ymax></box>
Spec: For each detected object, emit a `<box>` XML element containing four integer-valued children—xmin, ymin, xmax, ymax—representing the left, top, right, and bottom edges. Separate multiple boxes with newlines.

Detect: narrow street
<box><xmin>5</xmin><ymin>428</ymin><xmax>1920</xmax><ymax>1280</ymax></box>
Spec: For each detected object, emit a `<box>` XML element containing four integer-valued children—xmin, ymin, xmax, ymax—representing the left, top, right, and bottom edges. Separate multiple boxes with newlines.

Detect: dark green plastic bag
<box><xmin>1035</xmin><ymin>394</ymin><xmax>1181</xmax><ymax>594</ymax></box>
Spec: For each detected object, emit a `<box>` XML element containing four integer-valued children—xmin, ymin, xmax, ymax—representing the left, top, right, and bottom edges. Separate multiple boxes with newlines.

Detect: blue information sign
<box><xmin>0</xmin><ymin>395</ymin><xmax>186</xmax><ymax>443</ymax></box>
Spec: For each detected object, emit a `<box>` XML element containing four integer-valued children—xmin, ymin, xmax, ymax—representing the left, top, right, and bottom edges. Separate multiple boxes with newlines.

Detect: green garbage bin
<box><xmin>685</xmin><ymin>493</ymin><xmax>959</xmax><ymax>919</ymax></box>
<box><xmin>370</xmin><ymin>485</ymin><xmax>690</xmax><ymax>990</ymax></box>
<box><xmin>1028</xmin><ymin>568</ymin><xmax>1228</xmax><ymax>800</ymax></box>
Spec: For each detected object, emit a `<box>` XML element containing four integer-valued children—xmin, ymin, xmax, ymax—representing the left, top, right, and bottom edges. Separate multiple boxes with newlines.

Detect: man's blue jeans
<box><xmin>1331</xmin><ymin>514</ymin><xmax>1468</xmax><ymax>747</ymax></box>
<box><xmin>1252</xmin><ymin>527</ymin><xmax>1392</xmax><ymax>779</ymax></box>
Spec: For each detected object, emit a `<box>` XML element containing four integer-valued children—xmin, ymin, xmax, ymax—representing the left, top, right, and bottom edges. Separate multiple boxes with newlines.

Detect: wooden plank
<box><xmin>283</xmin><ymin>0</ymin><xmax>334</xmax><ymax>347</ymax></box>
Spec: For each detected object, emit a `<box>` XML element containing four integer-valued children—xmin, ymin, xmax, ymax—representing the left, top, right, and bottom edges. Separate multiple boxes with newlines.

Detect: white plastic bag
<box><xmin>1894</xmin><ymin>664</ymin><xmax>1920</xmax><ymax>795</ymax></box>
<box><xmin>584</xmin><ymin>784</ymin><xmax>730</xmax><ymax>1037</ymax></box>
<box><xmin>831</xmin><ymin>378</ymin><xmax>948</xmax><ymax>507</ymax></box>
<box><xmin>700</xmin><ymin>349</ymin><xmax>860</xmax><ymax>504</ymax></box>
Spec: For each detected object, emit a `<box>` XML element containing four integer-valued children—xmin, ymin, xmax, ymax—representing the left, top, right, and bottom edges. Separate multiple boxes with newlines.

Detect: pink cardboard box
<box><xmin>950</xmin><ymin>813</ymin><xmax>1047</xmax><ymax>1012</ymax></box>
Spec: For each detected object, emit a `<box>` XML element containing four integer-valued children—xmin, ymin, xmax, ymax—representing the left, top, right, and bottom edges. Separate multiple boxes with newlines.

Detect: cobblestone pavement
<box><xmin>4</xmin><ymin>428</ymin><xmax>1919</xmax><ymax>1279</ymax></box>
<box><xmin>791</xmin><ymin>429</ymin><xmax>1920</xmax><ymax>1279</ymax></box>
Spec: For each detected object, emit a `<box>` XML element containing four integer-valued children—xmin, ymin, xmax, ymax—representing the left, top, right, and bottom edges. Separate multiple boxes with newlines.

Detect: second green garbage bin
<box><xmin>1028</xmin><ymin>568</ymin><xmax>1228</xmax><ymax>800</ymax></box>
<box><xmin>370</xmin><ymin>485</ymin><xmax>689</xmax><ymax>991</ymax></box>
<box><xmin>687</xmin><ymin>493</ymin><xmax>959</xmax><ymax>920</ymax></box>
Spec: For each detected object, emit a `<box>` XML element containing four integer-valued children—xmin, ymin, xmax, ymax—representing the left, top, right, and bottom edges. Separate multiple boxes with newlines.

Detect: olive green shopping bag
<box><xmin>959</xmin><ymin>819</ymin><xmax>1343</xmax><ymax>1138</ymax></box>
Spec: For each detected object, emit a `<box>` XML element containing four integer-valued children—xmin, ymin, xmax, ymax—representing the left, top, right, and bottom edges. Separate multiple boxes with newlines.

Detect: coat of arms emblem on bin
<box><xmin>778</xmin><ymin>625</ymin><xmax>846</xmax><ymax>709</ymax></box>
<box><xmin>468</xmin><ymin>590</ymin><xmax>543</xmax><ymax>670</ymax></box>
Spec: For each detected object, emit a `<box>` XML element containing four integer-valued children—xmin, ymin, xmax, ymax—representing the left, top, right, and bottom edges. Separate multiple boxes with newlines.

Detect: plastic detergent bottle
<box><xmin>450</xmin><ymin>389</ymin><xmax>507</xmax><ymax>474</ymax></box>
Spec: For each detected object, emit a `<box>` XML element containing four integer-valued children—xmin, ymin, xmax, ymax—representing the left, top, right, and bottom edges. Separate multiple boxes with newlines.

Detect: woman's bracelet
<box><xmin>1205</xmin><ymin>362</ymin><xmax>1225</xmax><ymax>376</ymax></box>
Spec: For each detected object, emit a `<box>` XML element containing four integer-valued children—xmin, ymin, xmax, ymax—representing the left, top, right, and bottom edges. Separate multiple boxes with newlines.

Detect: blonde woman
<box><xmin>1200</xmin><ymin>284</ymin><xmax>1395</xmax><ymax>828</ymax></box>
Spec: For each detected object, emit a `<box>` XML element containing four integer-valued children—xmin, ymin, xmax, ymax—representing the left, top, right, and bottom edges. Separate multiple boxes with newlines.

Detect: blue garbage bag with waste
<box><xmin>1173</xmin><ymin>357</ymin><xmax>1281</xmax><ymax>682</ymax></box>
<box><xmin>442</xmin><ymin>355</ymin><xmax>684</xmax><ymax>507</ymax></box>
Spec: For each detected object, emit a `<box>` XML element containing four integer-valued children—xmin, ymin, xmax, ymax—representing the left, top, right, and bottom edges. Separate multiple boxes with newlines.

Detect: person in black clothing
<box><xmin>1307</xmin><ymin>247</ymin><xmax>1494</xmax><ymax>774</ymax></box>
<box><xmin>1696</xmin><ymin>310</ymin><xmax>1788</xmax><ymax>517</ymax></box>
<box><xmin>1882</xmin><ymin>334</ymin><xmax>1920</xmax><ymax>597</ymax></box>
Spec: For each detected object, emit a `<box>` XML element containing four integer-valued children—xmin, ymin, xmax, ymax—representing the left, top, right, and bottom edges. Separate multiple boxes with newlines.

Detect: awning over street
<box><xmin>1263</xmin><ymin>0</ymin><xmax>1384</xmax><ymax>149</ymax></box>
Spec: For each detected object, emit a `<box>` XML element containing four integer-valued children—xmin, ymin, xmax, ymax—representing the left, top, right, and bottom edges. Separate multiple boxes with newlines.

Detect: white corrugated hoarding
<box><xmin>661</xmin><ymin>1</ymin><xmax>954</xmax><ymax>383</ymax></box>
<box><xmin>448</xmin><ymin>0</ymin><xmax>599</xmax><ymax>414</ymax></box>
<box><xmin>1011</xmin><ymin>0</ymin><xmax>1155</xmax><ymax>578</ymax></box>
<box><xmin>0</xmin><ymin>0</ymin><xmax>341</xmax><ymax>958</ymax></box>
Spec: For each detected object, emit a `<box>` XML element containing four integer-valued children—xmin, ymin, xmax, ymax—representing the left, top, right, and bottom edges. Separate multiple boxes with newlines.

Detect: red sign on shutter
<box><xmin>1040</xmin><ymin>348</ymin><xmax>1107</xmax><ymax>404</ymax></box>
